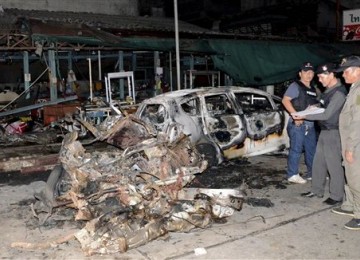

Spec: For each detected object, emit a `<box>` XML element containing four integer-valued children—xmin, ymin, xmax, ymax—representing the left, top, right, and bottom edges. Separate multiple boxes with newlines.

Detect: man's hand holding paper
<box><xmin>291</xmin><ymin>106</ymin><xmax>325</xmax><ymax>118</ymax></box>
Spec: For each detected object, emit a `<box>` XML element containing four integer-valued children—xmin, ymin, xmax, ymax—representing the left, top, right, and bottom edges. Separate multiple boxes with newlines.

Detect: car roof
<box><xmin>141</xmin><ymin>86</ymin><xmax>273</xmax><ymax>105</ymax></box>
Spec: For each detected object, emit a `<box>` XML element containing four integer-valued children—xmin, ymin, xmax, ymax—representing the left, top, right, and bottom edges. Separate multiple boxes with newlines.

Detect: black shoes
<box><xmin>301</xmin><ymin>191</ymin><xmax>323</xmax><ymax>198</ymax></box>
<box><xmin>301</xmin><ymin>193</ymin><xmax>341</xmax><ymax>206</ymax></box>
<box><xmin>331</xmin><ymin>207</ymin><xmax>354</xmax><ymax>217</ymax></box>
<box><xmin>344</xmin><ymin>218</ymin><xmax>360</xmax><ymax>230</ymax></box>
<box><xmin>323</xmin><ymin>197</ymin><xmax>342</xmax><ymax>206</ymax></box>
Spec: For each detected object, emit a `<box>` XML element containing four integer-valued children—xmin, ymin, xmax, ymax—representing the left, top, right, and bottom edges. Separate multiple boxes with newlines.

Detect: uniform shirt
<box><xmin>284</xmin><ymin>82</ymin><xmax>315</xmax><ymax>127</ymax></box>
<box><xmin>305</xmin><ymin>81</ymin><xmax>346</xmax><ymax>123</ymax></box>
<box><xmin>339</xmin><ymin>80</ymin><xmax>360</xmax><ymax>153</ymax></box>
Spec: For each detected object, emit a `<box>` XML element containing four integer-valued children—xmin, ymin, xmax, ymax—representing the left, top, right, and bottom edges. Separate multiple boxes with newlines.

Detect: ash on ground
<box><xmin>187</xmin><ymin>156</ymin><xmax>289</xmax><ymax>208</ymax></box>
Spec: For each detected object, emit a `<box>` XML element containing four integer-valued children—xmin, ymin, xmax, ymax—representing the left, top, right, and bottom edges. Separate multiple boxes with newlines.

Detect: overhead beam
<box><xmin>0</xmin><ymin>95</ymin><xmax>78</xmax><ymax>117</ymax></box>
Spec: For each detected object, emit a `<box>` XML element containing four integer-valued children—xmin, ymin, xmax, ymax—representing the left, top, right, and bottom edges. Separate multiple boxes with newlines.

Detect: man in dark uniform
<box><xmin>294</xmin><ymin>63</ymin><xmax>347</xmax><ymax>205</ymax></box>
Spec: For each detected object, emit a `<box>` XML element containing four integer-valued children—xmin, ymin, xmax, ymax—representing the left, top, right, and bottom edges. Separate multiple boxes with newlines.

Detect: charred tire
<box><xmin>34</xmin><ymin>164</ymin><xmax>64</xmax><ymax>209</ymax></box>
<box><xmin>195</xmin><ymin>142</ymin><xmax>219</xmax><ymax>167</ymax></box>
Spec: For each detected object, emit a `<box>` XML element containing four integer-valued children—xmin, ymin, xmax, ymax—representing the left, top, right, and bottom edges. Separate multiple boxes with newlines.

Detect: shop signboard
<box><xmin>343</xmin><ymin>8</ymin><xmax>360</xmax><ymax>41</ymax></box>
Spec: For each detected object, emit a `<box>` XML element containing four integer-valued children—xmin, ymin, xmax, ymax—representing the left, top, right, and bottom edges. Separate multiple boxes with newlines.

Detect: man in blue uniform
<box><xmin>282</xmin><ymin>62</ymin><xmax>318</xmax><ymax>184</ymax></box>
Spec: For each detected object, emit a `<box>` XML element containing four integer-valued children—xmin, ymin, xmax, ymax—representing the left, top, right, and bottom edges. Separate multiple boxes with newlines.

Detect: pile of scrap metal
<box><xmin>0</xmin><ymin>98</ymin><xmax>138</xmax><ymax>174</ymax></box>
<box><xmin>29</xmin><ymin>114</ymin><xmax>244</xmax><ymax>256</ymax></box>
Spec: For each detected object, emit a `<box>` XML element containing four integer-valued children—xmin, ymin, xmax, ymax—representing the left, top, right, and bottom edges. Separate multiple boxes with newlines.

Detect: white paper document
<box><xmin>291</xmin><ymin>106</ymin><xmax>325</xmax><ymax>117</ymax></box>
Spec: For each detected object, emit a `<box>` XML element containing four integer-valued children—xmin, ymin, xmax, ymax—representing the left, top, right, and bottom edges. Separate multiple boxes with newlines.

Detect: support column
<box><xmin>118</xmin><ymin>51</ymin><xmax>124</xmax><ymax>100</ymax></box>
<box><xmin>154</xmin><ymin>51</ymin><xmax>160</xmax><ymax>77</ymax></box>
<box><xmin>169</xmin><ymin>51</ymin><xmax>173</xmax><ymax>92</ymax></box>
<box><xmin>174</xmin><ymin>0</ymin><xmax>181</xmax><ymax>90</ymax></box>
<box><xmin>48</xmin><ymin>50</ymin><xmax>58</xmax><ymax>101</ymax></box>
<box><xmin>65</xmin><ymin>51</ymin><xmax>73</xmax><ymax>95</ymax></box>
<box><xmin>67</xmin><ymin>52</ymin><xmax>72</xmax><ymax>71</ymax></box>
<box><xmin>189</xmin><ymin>55</ymin><xmax>194</xmax><ymax>89</ymax></box>
<box><xmin>23</xmin><ymin>51</ymin><xmax>31</xmax><ymax>99</ymax></box>
<box><xmin>154</xmin><ymin>51</ymin><xmax>161</xmax><ymax>95</ymax></box>
<box><xmin>98</xmin><ymin>50</ymin><xmax>102</xmax><ymax>81</ymax></box>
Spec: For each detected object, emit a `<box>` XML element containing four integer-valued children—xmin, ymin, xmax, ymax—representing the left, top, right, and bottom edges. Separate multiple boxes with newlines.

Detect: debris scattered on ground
<box><xmin>194</xmin><ymin>247</ymin><xmax>207</xmax><ymax>256</ymax></box>
<box><xmin>246</xmin><ymin>197</ymin><xmax>274</xmax><ymax>208</ymax></box>
<box><xmin>12</xmin><ymin>115</ymin><xmax>245</xmax><ymax>256</ymax></box>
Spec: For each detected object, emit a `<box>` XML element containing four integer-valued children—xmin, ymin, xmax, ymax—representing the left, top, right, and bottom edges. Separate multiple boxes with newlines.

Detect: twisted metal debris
<box><xmin>31</xmin><ymin>115</ymin><xmax>244</xmax><ymax>255</ymax></box>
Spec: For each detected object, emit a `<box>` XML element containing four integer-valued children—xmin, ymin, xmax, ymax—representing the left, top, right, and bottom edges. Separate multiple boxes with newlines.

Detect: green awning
<box><xmin>32</xmin><ymin>32</ymin><xmax>360</xmax><ymax>86</ymax></box>
<box><xmin>209</xmin><ymin>39</ymin><xmax>359</xmax><ymax>86</ymax></box>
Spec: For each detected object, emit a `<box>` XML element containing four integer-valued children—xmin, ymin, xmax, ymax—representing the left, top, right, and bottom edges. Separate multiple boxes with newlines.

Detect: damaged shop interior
<box><xmin>0</xmin><ymin>9</ymin><xmax>226</xmax><ymax>169</ymax></box>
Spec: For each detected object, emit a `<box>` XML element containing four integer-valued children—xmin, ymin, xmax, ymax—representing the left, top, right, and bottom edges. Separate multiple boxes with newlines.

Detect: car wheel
<box><xmin>195</xmin><ymin>142</ymin><xmax>219</xmax><ymax>167</ymax></box>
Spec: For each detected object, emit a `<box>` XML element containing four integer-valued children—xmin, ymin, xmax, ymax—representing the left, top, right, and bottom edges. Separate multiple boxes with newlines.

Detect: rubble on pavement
<box><xmin>21</xmin><ymin>114</ymin><xmax>244</xmax><ymax>256</ymax></box>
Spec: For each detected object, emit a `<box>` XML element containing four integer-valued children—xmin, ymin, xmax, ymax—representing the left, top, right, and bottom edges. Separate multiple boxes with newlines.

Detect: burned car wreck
<box><xmin>136</xmin><ymin>87</ymin><xmax>289</xmax><ymax>165</ymax></box>
<box><xmin>22</xmin><ymin>114</ymin><xmax>244</xmax><ymax>256</ymax></box>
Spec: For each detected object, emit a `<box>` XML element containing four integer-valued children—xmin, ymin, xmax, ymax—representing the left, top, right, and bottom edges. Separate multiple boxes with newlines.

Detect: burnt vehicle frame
<box><xmin>136</xmin><ymin>86</ymin><xmax>289</xmax><ymax>165</ymax></box>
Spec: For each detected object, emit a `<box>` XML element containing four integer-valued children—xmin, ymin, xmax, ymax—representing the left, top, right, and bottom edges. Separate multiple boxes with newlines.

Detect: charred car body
<box><xmin>136</xmin><ymin>87</ymin><xmax>289</xmax><ymax>165</ymax></box>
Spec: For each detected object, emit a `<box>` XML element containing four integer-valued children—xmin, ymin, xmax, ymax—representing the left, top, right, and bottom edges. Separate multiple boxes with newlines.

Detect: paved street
<box><xmin>1</xmin><ymin>155</ymin><xmax>358</xmax><ymax>259</ymax></box>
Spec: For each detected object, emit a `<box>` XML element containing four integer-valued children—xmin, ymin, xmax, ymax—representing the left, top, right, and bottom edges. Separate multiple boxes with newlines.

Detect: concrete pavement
<box><xmin>131</xmin><ymin>180</ymin><xmax>358</xmax><ymax>259</ymax></box>
<box><xmin>1</xmin><ymin>155</ymin><xmax>359</xmax><ymax>259</ymax></box>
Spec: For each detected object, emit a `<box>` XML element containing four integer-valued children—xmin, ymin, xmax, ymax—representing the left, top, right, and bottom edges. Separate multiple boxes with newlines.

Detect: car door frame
<box><xmin>230</xmin><ymin>89</ymin><xmax>290</xmax><ymax>156</ymax></box>
<box><xmin>199</xmin><ymin>91</ymin><xmax>247</xmax><ymax>150</ymax></box>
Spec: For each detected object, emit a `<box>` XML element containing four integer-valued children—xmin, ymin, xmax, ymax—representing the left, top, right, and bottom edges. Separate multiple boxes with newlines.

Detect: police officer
<box><xmin>332</xmin><ymin>56</ymin><xmax>360</xmax><ymax>230</ymax></box>
<box><xmin>282</xmin><ymin>62</ymin><xmax>318</xmax><ymax>184</ymax></box>
<box><xmin>294</xmin><ymin>63</ymin><xmax>347</xmax><ymax>205</ymax></box>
